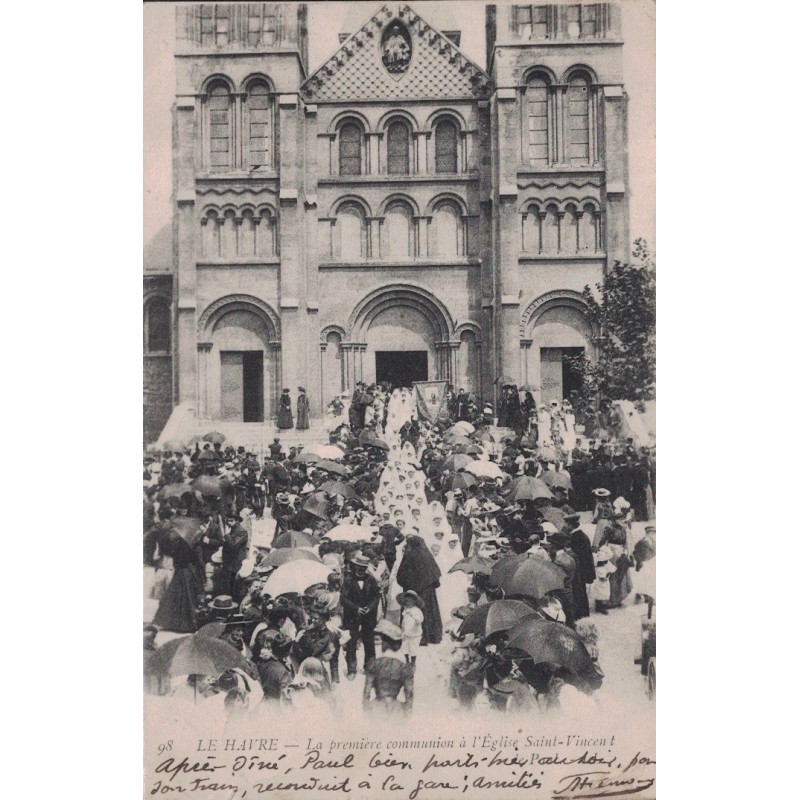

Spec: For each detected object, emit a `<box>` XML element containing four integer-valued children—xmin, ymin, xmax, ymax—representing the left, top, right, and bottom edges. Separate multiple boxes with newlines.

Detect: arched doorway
<box><xmin>521</xmin><ymin>291</ymin><xmax>594</xmax><ymax>405</ymax></box>
<box><xmin>197</xmin><ymin>295</ymin><xmax>281</xmax><ymax>421</ymax></box>
<box><xmin>346</xmin><ymin>284</ymin><xmax>455</xmax><ymax>389</ymax></box>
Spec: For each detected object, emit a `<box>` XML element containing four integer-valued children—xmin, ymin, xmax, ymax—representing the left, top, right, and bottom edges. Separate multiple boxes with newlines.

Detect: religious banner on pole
<box><xmin>413</xmin><ymin>380</ymin><xmax>449</xmax><ymax>423</ymax></box>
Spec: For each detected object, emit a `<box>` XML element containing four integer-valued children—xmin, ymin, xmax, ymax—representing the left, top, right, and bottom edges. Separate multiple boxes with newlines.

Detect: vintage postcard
<box><xmin>143</xmin><ymin>2</ymin><xmax>656</xmax><ymax>797</ymax></box>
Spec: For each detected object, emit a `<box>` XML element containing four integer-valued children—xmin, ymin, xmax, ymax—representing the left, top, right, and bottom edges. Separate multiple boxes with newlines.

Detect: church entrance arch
<box><xmin>520</xmin><ymin>291</ymin><xmax>595</xmax><ymax>405</ymax></box>
<box><xmin>197</xmin><ymin>295</ymin><xmax>281</xmax><ymax>421</ymax></box>
<box><xmin>345</xmin><ymin>284</ymin><xmax>455</xmax><ymax>389</ymax></box>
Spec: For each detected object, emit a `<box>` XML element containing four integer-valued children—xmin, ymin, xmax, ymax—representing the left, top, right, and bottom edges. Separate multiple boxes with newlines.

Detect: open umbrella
<box><xmin>538</xmin><ymin>506</ymin><xmax>566</xmax><ymax>529</ymax></box>
<box><xmin>490</xmin><ymin>554</ymin><xmax>566</xmax><ymax>598</ymax></box>
<box><xmin>314</xmin><ymin>460</ymin><xmax>348</xmax><ymax>477</ymax></box>
<box><xmin>464</xmin><ymin>444</ymin><xmax>484</xmax><ymax>456</ymax></box>
<box><xmin>366</xmin><ymin>438</ymin><xmax>390</xmax><ymax>451</ymax></box>
<box><xmin>191</xmin><ymin>475</ymin><xmax>231</xmax><ymax>498</ymax></box>
<box><xmin>158</xmin><ymin>483</ymin><xmax>194</xmax><ymax>502</ymax></box>
<box><xmin>325</xmin><ymin>524</ymin><xmax>375</xmax><ymax>543</ymax></box>
<box><xmin>145</xmin><ymin>628</ymin><xmax>251</xmax><ymax>678</ymax></box>
<box><xmin>202</xmin><ymin>431</ymin><xmax>227</xmax><ymax>444</ymax></box>
<box><xmin>449</xmin><ymin>472</ymin><xmax>477</xmax><ymax>491</ymax></box>
<box><xmin>449</xmin><ymin>555</ymin><xmax>494</xmax><ymax>575</ymax></box>
<box><xmin>197</xmin><ymin>450</ymin><xmax>217</xmax><ymax>463</ymax></box>
<box><xmin>358</xmin><ymin>429</ymin><xmax>377</xmax><ymax>445</ymax></box>
<box><xmin>263</xmin><ymin>560</ymin><xmax>332</xmax><ymax>598</ymax></box>
<box><xmin>496</xmin><ymin>376</ymin><xmax>517</xmax><ymax>387</ymax></box>
<box><xmin>465</xmin><ymin>461</ymin><xmax>504</xmax><ymax>480</ymax></box>
<box><xmin>162</xmin><ymin>439</ymin><xmax>185</xmax><ymax>452</ymax></box>
<box><xmin>273</xmin><ymin>529</ymin><xmax>317</xmax><ymax>549</ymax></box>
<box><xmin>450</xmin><ymin>421</ymin><xmax>475</xmax><ymax>435</ymax></box>
<box><xmin>293</xmin><ymin>452</ymin><xmax>320</xmax><ymax>464</ymax></box>
<box><xmin>508</xmin><ymin>476</ymin><xmax>554</xmax><ymax>502</ymax></box>
<box><xmin>257</xmin><ymin>548</ymin><xmax>322</xmax><ymax>570</ymax></box>
<box><xmin>506</xmin><ymin>618</ymin><xmax>603</xmax><ymax>689</ymax></box>
<box><xmin>459</xmin><ymin>599</ymin><xmax>541</xmax><ymax>638</ymax></box>
<box><xmin>307</xmin><ymin>444</ymin><xmax>346</xmax><ymax>460</ymax></box>
<box><xmin>442</xmin><ymin>453</ymin><xmax>474</xmax><ymax>472</ymax></box>
<box><xmin>319</xmin><ymin>480</ymin><xmax>360</xmax><ymax>501</ymax></box>
<box><xmin>301</xmin><ymin>492</ymin><xmax>331</xmax><ymax>520</ymax></box>
<box><xmin>443</xmin><ymin>432</ymin><xmax>473</xmax><ymax>446</ymax></box>
<box><xmin>541</xmin><ymin>470</ymin><xmax>573</xmax><ymax>491</ymax></box>
<box><xmin>472</xmin><ymin>428</ymin><xmax>496</xmax><ymax>443</ymax></box>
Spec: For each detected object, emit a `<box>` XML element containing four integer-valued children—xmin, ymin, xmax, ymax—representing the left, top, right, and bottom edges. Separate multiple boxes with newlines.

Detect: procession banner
<box><xmin>413</xmin><ymin>380</ymin><xmax>449</xmax><ymax>423</ymax></box>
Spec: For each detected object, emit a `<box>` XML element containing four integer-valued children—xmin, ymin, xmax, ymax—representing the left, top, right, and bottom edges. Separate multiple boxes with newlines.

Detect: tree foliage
<box><xmin>568</xmin><ymin>239</ymin><xmax>656</xmax><ymax>407</ymax></box>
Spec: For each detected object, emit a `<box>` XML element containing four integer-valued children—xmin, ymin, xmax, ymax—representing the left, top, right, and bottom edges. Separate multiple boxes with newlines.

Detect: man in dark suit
<box><xmin>341</xmin><ymin>553</ymin><xmax>381</xmax><ymax>679</ymax></box>
<box><xmin>562</xmin><ymin>507</ymin><xmax>596</xmax><ymax>620</ymax></box>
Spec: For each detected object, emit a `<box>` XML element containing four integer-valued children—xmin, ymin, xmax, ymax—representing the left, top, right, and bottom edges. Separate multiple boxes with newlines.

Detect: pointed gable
<box><xmin>301</xmin><ymin>4</ymin><xmax>492</xmax><ymax>102</ymax></box>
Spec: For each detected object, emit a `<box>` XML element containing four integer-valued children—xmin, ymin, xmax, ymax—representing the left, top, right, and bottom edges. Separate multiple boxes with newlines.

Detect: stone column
<box><xmin>197</xmin><ymin>343</ymin><xmax>212</xmax><ymax>418</ymax></box>
<box><xmin>269</xmin><ymin>342</ymin><xmax>282</xmax><ymax>421</ymax></box>
<box><xmin>520</xmin><ymin>339</ymin><xmax>532</xmax><ymax>387</ymax></box>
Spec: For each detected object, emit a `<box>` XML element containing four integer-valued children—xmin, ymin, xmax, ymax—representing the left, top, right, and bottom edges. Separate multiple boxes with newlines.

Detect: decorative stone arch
<box><xmin>520</xmin><ymin>290</ymin><xmax>595</xmax><ymax>338</ymax></box>
<box><xmin>377</xmin><ymin>108</ymin><xmax>419</xmax><ymax>132</ymax></box>
<box><xmin>344</xmin><ymin>283</ymin><xmax>458</xmax><ymax>388</ymax></box>
<box><xmin>199</xmin><ymin>73</ymin><xmax>235</xmax><ymax>97</ymax></box>
<box><xmin>329</xmin><ymin>109</ymin><xmax>371</xmax><ymax>134</ymax></box>
<box><xmin>521</xmin><ymin>65</ymin><xmax>557</xmax><ymax>87</ymax></box>
<box><xmin>347</xmin><ymin>283</ymin><xmax>455</xmax><ymax>342</ymax></box>
<box><xmin>424</xmin><ymin>108</ymin><xmax>467</xmax><ymax>131</ymax></box>
<box><xmin>198</xmin><ymin>294</ymin><xmax>281</xmax><ymax>343</ymax></box>
<box><xmin>330</xmin><ymin>195</ymin><xmax>372</xmax><ymax>218</ymax></box>
<box><xmin>320</xmin><ymin>324</ymin><xmax>347</xmax><ymax>345</ymax></box>
<box><xmin>561</xmin><ymin>64</ymin><xmax>599</xmax><ymax>85</ymax></box>
<box><xmin>454</xmin><ymin>320</ymin><xmax>483</xmax><ymax>343</ymax></box>
<box><xmin>240</xmin><ymin>73</ymin><xmax>276</xmax><ymax>94</ymax></box>
<box><xmin>196</xmin><ymin>294</ymin><xmax>282</xmax><ymax>421</ymax></box>
<box><xmin>426</xmin><ymin>192</ymin><xmax>468</xmax><ymax>216</ymax></box>
<box><xmin>379</xmin><ymin>193</ymin><xmax>419</xmax><ymax>216</ymax></box>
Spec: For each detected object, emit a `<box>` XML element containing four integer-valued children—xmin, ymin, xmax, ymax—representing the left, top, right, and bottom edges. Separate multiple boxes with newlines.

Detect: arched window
<box><xmin>386</xmin><ymin>120</ymin><xmax>410</xmax><ymax>174</ymax></box>
<box><xmin>246</xmin><ymin>81</ymin><xmax>272</xmax><ymax>168</ymax></box>
<box><xmin>526</xmin><ymin>77</ymin><xmax>549</xmax><ymax>165</ymax></box>
<box><xmin>432</xmin><ymin>201</ymin><xmax>460</xmax><ymax>257</ymax></box>
<box><xmin>337</xmin><ymin>204</ymin><xmax>366</xmax><ymax>259</ymax></box>
<box><xmin>567</xmin><ymin>76</ymin><xmax>590</xmax><ymax>165</ymax></box>
<box><xmin>543</xmin><ymin>204</ymin><xmax>559</xmax><ymax>253</ymax></box>
<box><xmin>208</xmin><ymin>83</ymin><xmax>232</xmax><ymax>171</ymax></box>
<box><xmin>145</xmin><ymin>299</ymin><xmax>171</xmax><ymax>353</ymax></box>
<box><xmin>385</xmin><ymin>202</ymin><xmax>413</xmax><ymax>258</ymax></box>
<box><xmin>563</xmin><ymin>205</ymin><xmax>579</xmax><ymax>254</ymax></box>
<box><xmin>339</xmin><ymin>123</ymin><xmax>362</xmax><ymax>176</ymax></box>
<box><xmin>201</xmin><ymin>210</ymin><xmax>221</xmax><ymax>257</ymax></box>
<box><xmin>434</xmin><ymin>120</ymin><xmax>458</xmax><ymax>173</ymax></box>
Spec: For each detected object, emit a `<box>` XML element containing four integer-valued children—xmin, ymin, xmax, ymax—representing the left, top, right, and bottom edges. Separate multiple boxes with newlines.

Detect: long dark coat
<box><xmin>340</xmin><ymin>573</ymin><xmax>381</xmax><ymax>631</ymax></box>
<box><xmin>569</xmin><ymin>526</ymin><xmax>596</xmax><ymax>620</ymax></box>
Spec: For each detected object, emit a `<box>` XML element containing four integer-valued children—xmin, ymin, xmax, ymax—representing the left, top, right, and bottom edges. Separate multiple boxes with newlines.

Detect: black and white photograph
<box><xmin>143</xmin><ymin>2</ymin><xmax>656</xmax><ymax>797</ymax></box>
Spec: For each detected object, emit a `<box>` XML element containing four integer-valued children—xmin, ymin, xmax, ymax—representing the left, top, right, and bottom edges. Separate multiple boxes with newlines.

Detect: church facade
<box><xmin>144</xmin><ymin>2</ymin><xmax>629</xmax><ymax>443</ymax></box>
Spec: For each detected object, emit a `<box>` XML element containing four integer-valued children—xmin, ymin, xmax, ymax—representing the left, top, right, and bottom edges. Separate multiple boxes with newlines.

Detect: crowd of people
<box><xmin>144</xmin><ymin>382</ymin><xmax>655</xmax><ymax>719</ymax></box>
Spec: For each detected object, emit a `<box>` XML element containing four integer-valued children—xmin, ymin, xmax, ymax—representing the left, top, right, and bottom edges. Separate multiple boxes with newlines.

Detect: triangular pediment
<box><xmin>301</xmin><ymin>4</ymin><xmax>492</xmax><ymax>102</ymax></box>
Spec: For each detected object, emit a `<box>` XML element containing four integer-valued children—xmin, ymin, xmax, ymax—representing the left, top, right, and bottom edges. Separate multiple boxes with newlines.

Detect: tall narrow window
<box><xmin>146</xmin><ymin>299</ymin><xmax>171</xmax><ymax>353</ymax></box>
<box><xmin>582</xmin><ymin>5</ymin><xmax>597</xmax><ymax>37</ymax></box>
<box><xmin>208</xmin><ymin>84</ymin><xmax>231</xmax><ymax>171</ymax></box>
<box><xmin>385</xmin><ymin>203</ymin><xmax>412</xmax><ymax>258</ymax></box>
<box><xmin>199</xmin><ymin>5</ymin><xmax>214</xmax><ymax>45</ymax></box>
<box><xmin>338</xmin><ymin>206</ymin><xmax>365</xmax><ymax>259</ymax></box>
<box><xmin>515</xmin><ymin>5</ymin><xmax>532</xmax><ymax>38</ymax></box>
<box><xmin>435</xmin><ymin>120</ymin><xmax>458</xmax><ymax>173</ymax></box>
<box><xmin>532</xmin><ymin>6</ymin><xmax>548</xmax><ymax>37</ymax></box>
<box><xmin>432</xmin><ymin>202</ymin><xmax>460</xmax><ymax>257</ymax></box>
<box><xmin>339</xmin><ymin>123</ymin><xmax>362</xmax><ymax>176</ymax></box>
<box><xmin>527</xmin><ymin>78</ymin><xmax>549</xmax><ymax>165</ymax></box>
<box><xmin>387</xmin><ymin>121</ymin><xmax>410</xmax><ymax>174</ymax></box>
<box><xmin>567</xmin><ymin>5</ymin><xmax>581</xmax><ymax>37</ymax></box>
<box><xmin>215</xmin><ymin>6</ymin><xmax>229</xmax><ymax>45</ymax></box>
<box><xmin>247</xmin><ymin>82</ymin><xmax>271</xmax><ymax>168</ymax></box>
<box><xmin>568</xmin><ymin>76</ymin><xmax>590</xmax><ymax>164</ymax></box>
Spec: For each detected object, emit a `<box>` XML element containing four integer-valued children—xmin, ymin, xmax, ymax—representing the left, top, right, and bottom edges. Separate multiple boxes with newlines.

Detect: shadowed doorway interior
<box><xmin>375</xmin><ymin>351</ymin><xmax>428</xmax><ymax>389</ymax></box>
<box><xmin>220</xmin><ymin>351</ymin><xmax>264</xmax><ymax>422</ymax></box>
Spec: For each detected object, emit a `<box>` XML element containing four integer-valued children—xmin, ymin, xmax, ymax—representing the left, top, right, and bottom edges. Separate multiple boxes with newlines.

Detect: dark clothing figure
<box><xmin>296</xmin><ymin>390</ymin><xmax>310</xmax><ymax>430</ymax></box>
<box><xmin>553</xmin><ymin>547</ymin><xmax>577</xmax><ymax>628</ymax></box>
<box><xmin>568</xmin><ymin>525</ymin><xmax>596</xmax><ymax>620</ymax></box>
<box><xmin>277</xmin><ymin>391</ymin><xmax>293</xmax><ymax>429</ymax></box>
<box><xmin>340</xmin><ymin>572</ymin><xmax>381</xmax><ymax>676</ymax></box>
<box><xmin>362</xmin><ymin>655</ymin><xmax>414</xmax><ymax>714</ymax></box>
<box><xmin>396</xmin><ymin>536</ymin><xmax>443</xmax><ymax>645</ymax></box>
<box><xmin>258</xmin><ymin>657</ymin><xmax>293</xmax><ymax>700</ymax></box>
<box><xmin>629</xmin><ymin>462</ymin><xmax>651</xmax><ymax>521</ymax></box>
<box><xmin>152</xmin><ymin>531</ymin><xmax>203</xmax><ymax>633</ymax></box>
<box><xmin>214</xmin><ymin>523</ymin><xmax>249</xmax><ymax>596</ymax></box>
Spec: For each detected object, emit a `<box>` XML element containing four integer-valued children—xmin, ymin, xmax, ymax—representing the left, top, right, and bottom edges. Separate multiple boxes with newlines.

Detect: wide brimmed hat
<box><xmin>351</xmin><ymin>553</ymin><xmax>371</xmax><ymax>568</ymax></box>
<box><xmin>396</xmin><ymin>589</ymin><xmax>422</xmax><ymax>607</ymax></box>
<box><xmin>540</xmin><ymin>521</ymin><xmax>558</xmax><ymax>534</ymax></box>
<box><xmin>549</xmin><ymin>531</ymin><xmax>571</xmax><ymax>549</ymax></box>
<box><xmin>209</xmin><ymin>595</ymin><xmax>237</xmax><ymax>612</ymax></box>
<box><xmin>592</xmin><ymin>488</ymin><xmax>611</xmax><ymax>497</ymax></box>
<box><xmin>596</xmin><ymin>545</ymin><xmax>614</xmax><ymax>562</ymax></box>
<box><xmin>374</xmin><ymin>618</ymin><xmax>403</xmax><ymax>641</ymax></box>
